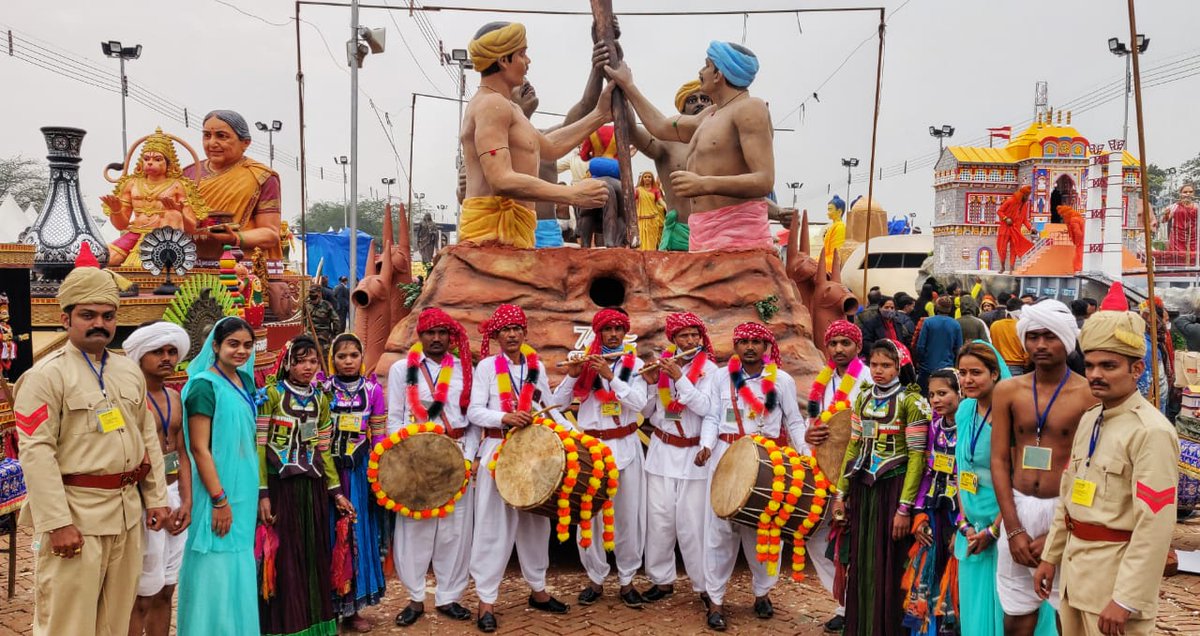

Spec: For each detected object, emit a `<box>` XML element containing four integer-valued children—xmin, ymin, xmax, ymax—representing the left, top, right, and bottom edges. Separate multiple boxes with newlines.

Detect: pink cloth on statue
<box><xmin>688</xmin><ymin>200</ymin><xmax>772</xmax><ymax>251</ymax></box>
<box><xmin>111</xmin><ymin>231</ymin><xmax>140</xmax><ymax>253</ymax></box>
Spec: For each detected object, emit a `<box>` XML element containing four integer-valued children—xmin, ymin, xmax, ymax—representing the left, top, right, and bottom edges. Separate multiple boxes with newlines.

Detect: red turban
<box><xmin>479</xmin><ymin>304</ymin><xmax>527</xmax><ymax>359</ymax></box>
<box><xmin>823</xmin><ymin>319</ymin><xmax>862</xmax><ymax>350</ymax></box>
<box><xmin>665</xmin><ymin>312</ymin><xmax>714</xmax><ymax>355</ymax></box>
<box><xmin>574</xmin><ymin>308</ymin><xmax>632</xmax><ymax>399</ymax></box>
<box><xmin>732</xmin><ymin>321</ymin><xmax>781</xmax><ymax>363</ymax></box>
<box><xmin>417</xmin><ymin>307</ymin><xmax>473</xmax><ymax>407</ymax></box>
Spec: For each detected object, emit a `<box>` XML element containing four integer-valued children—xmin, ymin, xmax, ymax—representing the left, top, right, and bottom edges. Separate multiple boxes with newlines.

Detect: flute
<box><xmin>639</xmin><ymin>346</ymin><xmax>703</xmax><ymax>375</ymax></box>
<box><xmin>554</xmin><ymin>349</ymin><xmax>629</xmax><ymax>368</ymax></box>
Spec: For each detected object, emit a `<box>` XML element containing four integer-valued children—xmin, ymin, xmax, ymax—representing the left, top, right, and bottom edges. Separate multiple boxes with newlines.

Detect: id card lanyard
<box><xmin>1032</xmin><ymin>372</ymin><xmax>1070</xmax><ymax>447</ymax></box>
<box><xmin>966</xmin><ymin>406</ymin><xmax>992</xmax><ymax>471</ymax></box>
<box><xmin>82</xmin><ymin>350</ymin><xmax>111</xmax><ymax>405</ymax></box>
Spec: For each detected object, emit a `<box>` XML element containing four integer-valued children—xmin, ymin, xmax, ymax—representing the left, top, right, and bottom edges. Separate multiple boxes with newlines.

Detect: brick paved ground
<box><xmin>3</xmin><ymin>518</ymin><xmax>1200</xmax><ymax>635</ymax></box>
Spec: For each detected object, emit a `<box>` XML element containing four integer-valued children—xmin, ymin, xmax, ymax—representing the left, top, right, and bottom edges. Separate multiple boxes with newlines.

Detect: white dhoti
<box><xmin>997</xmin><ymin>490</ymin><xmax>1061</xmax><ymax>614</ymax></box>
<box><xmin>577</xmin><ymin>450</ymin><xmax>646</xmax><ymax>587</ymax></box>
<box><xmin>803</xmin><ymin>524</ymin><xmax>845</xmax><ymax>617</ymax></box>
<box><xmin>136</xmin><ymin>481</ymin><xmax>186</xmax><ymax>597</ymax></box>
<box><xmin>644</xmin><ymin>473</ymin><xmax>707</xmax><ymax>592</ymax></box>
<box><xmin>469</xmin><ymin>439</ymin><xmax>551</xmax><ymax>604</ymax></box>
<box><xmin>703</xmin><ymin>441</ymin><xmax>779</xmax><ymax>606</ymax></box>
<box><xmin>394</xmin><ymin>481</ymin><xmax>475</xmax><ymax>606</ymax></box>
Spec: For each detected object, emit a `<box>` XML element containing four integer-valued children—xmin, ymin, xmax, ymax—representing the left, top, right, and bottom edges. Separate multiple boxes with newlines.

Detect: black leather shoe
<box><xmin>476</xmin><ymin>612</ymin><xmax>497</xmax><ymax>633</ymax></box>
<box><xmin>577</xmin><ymin>586</ymin><xmax>602</xmax><ymax>606</ymax></box>
<box><xmin>823</xmin><ymin>615</ymin><xmax>846</xmax><ymax>633</ymax></box>
<box><xmin>619</xmin><ymin>588</ymin><xmax>645</xmax><ymax>609</ymax></box>
<box><xmin>754</xmin><ymin>596</ymin><xmax>774</xmax><ymax>619</ymax></box>
<box><xmin>640</xmin><ymin>585</ymin><xmax>673</xmax><ymax>603</ymax></box>
<box><xmin>436</xmin><ymin>602</ymin><xmax>472</xmax><ymax>621</ymax></box>
<box><xmin>394</xmin><ymin>606</ymin><xmax>423</xmax><ymax>627</ymax></box>
<box><xmin>706</xmin><ymin>611</ymin><xmax>727</xmax><ymax>631</ymax></box>
<box><xmin>528</xmin><ymin>594</ymin><xmax>570</xmax><ymax>614</ymax></box>
<box><xmin>700</xmin><ymin>592</ymin><xmax>712</xmax><ymax>612</ymax></box>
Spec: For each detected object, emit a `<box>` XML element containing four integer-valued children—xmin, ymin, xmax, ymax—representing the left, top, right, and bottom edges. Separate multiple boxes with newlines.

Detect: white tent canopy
<box><xmin>23</xmin><ymin>203</ymin><xmax>38</xmax><ymax>224</ymax></box>
<box><xmin>0</xmin><ymin>194</ymin><xmax>29</xmax><ymax>242</ymax></box>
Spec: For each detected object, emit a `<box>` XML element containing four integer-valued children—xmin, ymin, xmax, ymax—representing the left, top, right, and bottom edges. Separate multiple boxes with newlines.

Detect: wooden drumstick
<box><xmin>530</xmin><ymin>403</ymin><xmax>569</xmax><ymax>419</ymax></box>
<box><xmin>640</xmin><ymin>347</ymin><xmax>703</xmax><ymax>375</ymax></box>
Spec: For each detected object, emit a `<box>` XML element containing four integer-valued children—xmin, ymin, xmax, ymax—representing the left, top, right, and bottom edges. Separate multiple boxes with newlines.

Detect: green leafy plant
<box><xmin>755</xmin><ymin>294</ymin><xmax>780</xmax><ymax>322</ymax></box>
<box><xmin>399</xmin><ymin>279</ymin><xmax>423</xmax><ymax>308</ymax></box>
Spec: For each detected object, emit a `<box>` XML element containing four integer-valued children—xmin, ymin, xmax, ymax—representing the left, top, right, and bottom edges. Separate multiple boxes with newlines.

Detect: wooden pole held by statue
<box><xmin>589</xmin><ymin>0</ymin><xmax>638</xmax><ymax>247</ymax></box>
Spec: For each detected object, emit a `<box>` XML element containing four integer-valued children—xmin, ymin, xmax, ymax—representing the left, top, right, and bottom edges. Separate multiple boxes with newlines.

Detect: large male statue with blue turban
<box><xmin>459</xmin><ymin>21</ymin><xmax>614</xmax><ymax>249</ymax></box>
<box><xmin>606</xmin><ymin>41</ymin><xmax>775</xmax><ymax>252</ymax></box>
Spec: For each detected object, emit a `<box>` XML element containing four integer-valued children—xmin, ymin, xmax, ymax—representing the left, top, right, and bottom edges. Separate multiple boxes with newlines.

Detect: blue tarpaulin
<box><xmin>298</xmin><ymin>228</ymin><xmax>373</xmax><ymax>282</ymax></box>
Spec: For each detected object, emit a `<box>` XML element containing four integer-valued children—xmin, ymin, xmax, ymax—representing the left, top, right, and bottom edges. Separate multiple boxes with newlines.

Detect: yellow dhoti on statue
<box><xmin>459</xmin><ymin>196</ymin><xmax>537</xmax><ymax>248</ymax></box>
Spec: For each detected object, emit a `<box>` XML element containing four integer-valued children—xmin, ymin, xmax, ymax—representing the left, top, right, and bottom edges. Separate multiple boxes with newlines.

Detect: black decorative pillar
<box><xmin>26</xmin><ymin>127</ymin><xmax>108</xmax><ymax>280</ymax></box>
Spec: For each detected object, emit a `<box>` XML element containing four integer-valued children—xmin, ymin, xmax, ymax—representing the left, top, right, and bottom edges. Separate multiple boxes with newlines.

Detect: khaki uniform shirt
<box><xmin>1042</xmin><ymin>391</ymin><xmax>1179</xmax><ymax>618</ymax></box>
<box><xmin>13</xmin><ymin>341</ymin><xmax>167</xmax><ymax>535</ymax></box>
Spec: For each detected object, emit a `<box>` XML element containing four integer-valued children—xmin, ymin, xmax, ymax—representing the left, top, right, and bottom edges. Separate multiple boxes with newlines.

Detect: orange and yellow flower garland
<box><xmin>750</xmin><ymin>435</ymin><xmax>831</xmax><ymax>581</ymax></box>
<box><xmin>367</xmin><ymin>422</ymin><xmax>471</xmax><ymax>519</ymax></box>
<box><xmin>486</xmin><ymin>417</ymin><xmax>620</xmax><ymax>551</ymax></box>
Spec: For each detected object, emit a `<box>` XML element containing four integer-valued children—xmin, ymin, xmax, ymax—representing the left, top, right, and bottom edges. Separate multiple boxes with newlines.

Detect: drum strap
<box><xmin>420</xmin><ymin>362</ymin><xmax>456</xmax><ymax>434</ymax></box>
<box><xmin>729</xmin><ymin>379</ymin><xmax>746</xmax><ymax>436</ymax></box>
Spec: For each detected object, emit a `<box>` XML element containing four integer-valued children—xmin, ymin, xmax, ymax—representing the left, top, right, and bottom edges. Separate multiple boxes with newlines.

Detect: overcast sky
<box><xmin>2</xmin><ymin>0</ymin><xmax>1197</xmax><ymax>232</ymax></box>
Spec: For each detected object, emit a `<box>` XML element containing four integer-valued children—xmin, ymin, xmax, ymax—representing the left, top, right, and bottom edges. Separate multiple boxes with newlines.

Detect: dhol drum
<box><xmin>367</xmin><ymin>422</ymin><xmax>470</xmax><ymax>519</ymax></box>
<box><xmin>710</xmin><ymin>435</ymin><xmax>832</xmax><ymax>579</ymax></box>
<box><xmin>491</xmin><ymin>417</ymin><xmax>618</xmax><ymax>549</ymax></box>
<box><xmin>812</xmin><ymin>409</ymin><xmax>853</xmax><ymax>500</ymax></box>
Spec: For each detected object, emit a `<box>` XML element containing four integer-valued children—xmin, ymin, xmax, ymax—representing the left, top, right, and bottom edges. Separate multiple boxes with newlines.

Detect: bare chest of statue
<box><xmin>506</xmin><ymin>109</ymin><xmax>541</xmax><ymax>177</ymax></box>
<box><xmin>686</xmin><ymin>107</ymin><xmax>743</xmax><ymax>176</ymax></box>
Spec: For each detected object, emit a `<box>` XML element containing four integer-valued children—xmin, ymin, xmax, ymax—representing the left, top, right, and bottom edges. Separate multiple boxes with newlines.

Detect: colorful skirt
<box><xmin>903</xmin><ymin>503</ymin><xmax>959</xmax><ymax>636</ymax></box>
<box><xmin>260</xmin><ymin>474</ymin><xmax>337</xmax><ymax>636</ymax></box>
<box><xmin>332</xmin><ymin>459</ymin><xmax>387</xmax><ymax>615</ymax></box>
<box><xmin>845</xmin><ymin>471</ymin><xmax>911</xmax><ymax>636</ymax></box>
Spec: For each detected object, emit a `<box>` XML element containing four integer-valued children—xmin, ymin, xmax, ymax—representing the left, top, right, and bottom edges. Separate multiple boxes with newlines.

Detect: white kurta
<box><xmin>641</xmin><ymin>355</ymin><xmax>718</xmax><ymax>592</ymax></box>
<box><xmin>700</xmin><ymin>366</ymin><xmax>806</xmax><ymax>606</ymax></box>
<box><xmin>801</xmin><ymin>363</ymin><xmax>873</xmax><ymax>613</ymax></box>
<box><xmin>466</xmin><ymin>353</ymin><xmax>555</xmax><ymax>604</ymax></box>
<box><xmin>553</xmin><ymin>358</ymin><xmax>648</xmax><ymax>587</ymax></box>
<box><xmin>386</xmin><ymin>354</ymin><xmax>476</xmax><ymax>605</ymax></box>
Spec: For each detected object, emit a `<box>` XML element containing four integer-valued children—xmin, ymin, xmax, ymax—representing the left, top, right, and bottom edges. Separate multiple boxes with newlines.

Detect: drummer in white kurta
<box><xmin>638</xmin><ymin>312</ymin><xmax>718</xmax><ymax>607</ymax></box>
<box><xmin>553</xmin><ymin>308</ymin><xmax>649</xmax><ymax>608</ymax></box>
<box><xmin>386</xmin><ymin>308</ymin><xmax>479</xmax><ymax>627</ymax></box>
<box><xmin>798</xmin><ymin>319</ymin><xmax>873</xmax><ymax>632</ymax></box>
<box><xmin>697</xmin><ymin>322</ymin><xmax>806</xmax><ymax>632</ymax></box>
<box><xmin>467</xmin><ymin>304</ymin><xmax>568</xmax><ymax>633</ymax></box>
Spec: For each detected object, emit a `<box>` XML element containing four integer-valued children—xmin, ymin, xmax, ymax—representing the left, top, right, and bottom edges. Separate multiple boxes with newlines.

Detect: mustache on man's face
<box><xmin>86</xmin><ymin>328</ymin><xmax>111</xmax><ymax>338</ymax></box>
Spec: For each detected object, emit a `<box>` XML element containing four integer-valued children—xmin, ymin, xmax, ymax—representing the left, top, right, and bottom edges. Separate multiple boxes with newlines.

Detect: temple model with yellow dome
<box><xmin>931</xmin><ymin>104</ymin><xmax>1144</xmax><ymax>277</ymax></box>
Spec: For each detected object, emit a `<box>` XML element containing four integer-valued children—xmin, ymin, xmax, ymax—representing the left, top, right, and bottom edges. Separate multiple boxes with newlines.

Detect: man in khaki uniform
<box><xmin>1034</xmin><ymin>282</ymin><xmax>1179</xmax><ymax>636</ymax></box>
<box><xmin>13</xmin><ymin>244</ymin><xmax>169</xmax><ymax>636</ymax></box>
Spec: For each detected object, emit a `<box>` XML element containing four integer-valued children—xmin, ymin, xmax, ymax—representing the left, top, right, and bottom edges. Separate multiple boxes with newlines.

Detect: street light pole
<box><xmin>1109</xmin><ymin>34</ymin><xmax>1149</xmax><ymax>147</ymax></box>
<box><xmin>101</xmin><ymin>40</ymin><xmax>142</xmax><ymax>156</ymax></box>
<box><xmin>335</xmin><ymin>156</ymin><xmax>348</xmax><ymax>228</ymax></box>
<box><xmin>255</xmin><ymin>120</ymin><xmax>283</xmax><ymax>168</ymax></box>
<box><xmin>381</xmin><ymin>177</ymin><xmax>396</xmax><ymax>203</ymax></box>
<box><xmin>928</xmin><ymin>124</ymin><xmax>955</xmax><ymax>159</ymax></box>
<box><xmin>841</xmin><ymin>158</ymin><xmax>859</xmax><ymax>207</ymax></box>
<box><xmin>786</xmin><ymin>181</ymin><xmax>802</xmax><ymax>208</ymax></box>
<box><xmin>443</xmin><ymin>48</ymin><xmax>472</xmax><ymax>224</ymax></box>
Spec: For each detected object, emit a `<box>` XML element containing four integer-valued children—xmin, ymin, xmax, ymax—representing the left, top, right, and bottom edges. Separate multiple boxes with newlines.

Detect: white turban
<box><xmin>124</xmin><ymin>322</ymin><xmax>191</xmax><ymax>364</ymax></box>
<box><xmin>1016</xmin><ymin>299</ymin><xmax>1078</xmax><ymax>354</ymax></box>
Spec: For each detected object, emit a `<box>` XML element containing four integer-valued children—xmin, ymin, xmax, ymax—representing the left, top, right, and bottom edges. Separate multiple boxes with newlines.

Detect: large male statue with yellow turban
<box><xmin>460</xmin><ymin>21</ymin><xmax>614</xmax><ymax>248</ymax></box>
<box><xmin>607</xmin><ymin>42</ymin><xmax>776</xmax><ymax>252</ymax></box>
<box><xmin>630</xmin><ymin>80</ymin><xmax>713</xmax><ymax>250</ymax></box>
<box><xmin>13</xmin><ymin>242</ymin><xmax>169</xmax><ymax>636</ymax></box>
<box><xmin>1035</xmin><ymin>282</ymin><xmax>1179</xmax><ymax>636</ymax></box>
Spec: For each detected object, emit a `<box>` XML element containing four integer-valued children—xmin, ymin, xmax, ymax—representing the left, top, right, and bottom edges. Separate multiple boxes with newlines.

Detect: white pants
<box><xmin>469</xmin><ymin>458</ymin><xmax>551</xmax><ymax>604</ymax></box>
<box><xmin>137</xmin><ymin>481</ymin><xmax>185</xmax><ymax>597</ymax></box>
<box><xmin>703</xmin><ymin>441</ymin><xmax>779</xmax><ymax>606</ymax></box>
<box><xmin>644</xmin><ymin>473</ymin><xmax>706</xmax><ymax>592</ymax></box>
<box><xmin>804</xmin><ymin>524</ymin><xmax>845</xmax><ymax>617</ymax></box>
<box><xmin>394</xmin><ymin>481</ymin><xmax>475</xmax><ymax>606</ymax></box>
<box><xmin>998</xmin><ymin>490</ymin><xmax>1061</xmax><ymax>614</ymax></box>
<box><xmin>578</xmin><ymin>451</ymin><xmax>646</xmax><ymax>587</ymax></box>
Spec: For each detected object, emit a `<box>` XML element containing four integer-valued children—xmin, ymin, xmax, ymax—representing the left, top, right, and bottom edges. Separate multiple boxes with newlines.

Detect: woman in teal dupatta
<box><xmin>954</xmin><ymin>340</ymin><xmax>1056</xmax><ymax>635</ymax></box>
<box><xmin>177</xmin><ymin>317</ymin><xmax>260</xmax><ymax>635</ymax></box>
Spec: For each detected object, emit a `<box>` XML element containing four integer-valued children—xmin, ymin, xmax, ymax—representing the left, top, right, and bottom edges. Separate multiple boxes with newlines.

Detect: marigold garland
<box><xmin>495</xmin><ymin>344</ymin><xmax>539</xmax><ymax>413</ymax></box>
<box><xmin>405</xmin><ymin>342</ymin><xmax>455</xmax><ymax>422</ymax></box>
<box><xmin>366</xmin><ymin>422</ymin><xmax>471</xmax><ymax>519</ymax></box>
<box><xmin>657</xmin><ymin>345</ymin><xmax>708</xmax><ymax>413</ymax></box>
<box><xmin>749</xmin><ymin>435</ymin><xmax>830</xmax><ymax>581</ymax></box>
<box><xmin>807</xmin><ymin>358</ymin><xmax>863</xmax><ymax>425</ymax></box>
<box><xmin>486</xmin><ymin>417</ymin><xmax>619</xmax><ymax>551</ymax></box>
<box><xmin>729</xmin><ymin>355</ymin><xmax>779</xmax><ymax>415</ymax></box>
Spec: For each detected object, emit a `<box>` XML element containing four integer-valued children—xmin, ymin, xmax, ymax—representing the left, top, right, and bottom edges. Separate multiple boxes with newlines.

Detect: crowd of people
<box><xmin>8</xmin><ymin>246</ymin><xmax>1184</xmax><ymax>636</ymax></box>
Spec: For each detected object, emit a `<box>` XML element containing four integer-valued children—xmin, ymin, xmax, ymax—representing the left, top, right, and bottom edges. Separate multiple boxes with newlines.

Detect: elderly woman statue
<box><xmin>182</xmin><ymin>110</ymin><xmax>283</xmax><ymax>262</ymax></box>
